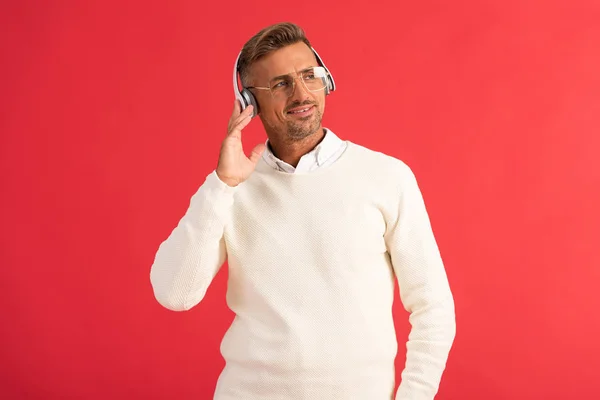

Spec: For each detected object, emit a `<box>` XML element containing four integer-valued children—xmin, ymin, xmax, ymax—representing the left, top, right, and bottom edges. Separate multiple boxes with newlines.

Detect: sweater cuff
<box><xmin>204</xmin><ymin>170</ymin><xmax>238</xmax><ymax>195</ymax></box>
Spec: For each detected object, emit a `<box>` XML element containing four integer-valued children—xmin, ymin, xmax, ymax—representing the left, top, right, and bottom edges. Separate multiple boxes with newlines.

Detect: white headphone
<box><xmin>233</xmin><ymin>46</ymin><xmax>336</xmax><ymax>118</ymax></box>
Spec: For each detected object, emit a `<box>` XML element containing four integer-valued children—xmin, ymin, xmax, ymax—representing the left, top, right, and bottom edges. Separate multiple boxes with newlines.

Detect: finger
<box><xmin>231</xmin><ymin>99</ymin><xmax>241</xmax><ymax>118</ymax></box>
<box><xmin>227</xmin><ymin>100</ymin><xmax>241</xmax><ymax>132</ymax></box>
<box><xmin>236</xmin><ymin>104</ymin><xmax>254</xmax><ymax>124</ymax></box>
<box><xmin>229</xmin><ymin>105</ymin><xmax>253</xmax><ymax>130</ymax></box>
<box><xmin>248</xmin><ymin>143</ymin><xmax>266</xmax><ymax>165</ymax></box>
<box><xmin>228</xmin><ymin>105</ymin><xmax>252</xmax><ymax>137</ymax></box>
<box><xmin>231</xmin><ymin>100</ymin><xmax>255</xmax><ymax>120</ymax></box>
<box><xmin>228</xmin><ymin>113</ymin><xmax>252</xmax><ymax>139</ymax></box>
<box><xmin>228</xmin><ymin>104</ymin><xmax>253</xmax><ymax>130</ymax></box>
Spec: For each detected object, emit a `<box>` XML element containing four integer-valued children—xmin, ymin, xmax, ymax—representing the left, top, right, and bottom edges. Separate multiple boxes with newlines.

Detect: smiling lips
<box><xmin>287</xmin><ymin>104</ymin><xmax>315</xmax><ymax>117</ymax></box>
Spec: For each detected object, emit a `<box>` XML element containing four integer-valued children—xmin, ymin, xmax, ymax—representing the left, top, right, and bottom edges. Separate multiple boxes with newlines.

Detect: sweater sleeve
<box><xmin>149</xmin><ymin>170</ymin><xmax>237</xmax><ymax>311</ymax></box>
<box><xmin>384</xmin><ymin>164</ymin><xmax>456</xmax><ymax>400</ymax></box>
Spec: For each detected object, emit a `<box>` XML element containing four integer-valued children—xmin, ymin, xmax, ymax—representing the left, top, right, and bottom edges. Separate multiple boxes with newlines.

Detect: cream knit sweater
<box><xmin>150</xmin><ymin>141</ymin><xmax>456</xmax><ymax>399</ymax></box>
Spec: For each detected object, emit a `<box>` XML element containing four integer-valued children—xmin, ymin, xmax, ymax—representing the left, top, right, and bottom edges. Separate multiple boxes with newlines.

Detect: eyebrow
<box><xmin>270</xmin><ymin>66</ymin><xmax>317</xmax><ymax>81</ymax></box>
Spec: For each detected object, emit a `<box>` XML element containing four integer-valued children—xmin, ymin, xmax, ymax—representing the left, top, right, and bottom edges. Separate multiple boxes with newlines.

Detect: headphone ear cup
<box><xmin>241</xmin><ymin>89</ymin><xmax>259</xmax><ymax>117</ymax></box>
<box><xmin>311</xmin><ymin>46</ymin><xmax>335</xmax><ymax>95</ymax></box>
<box><xmin>323</xmin><ymin>79</ymin><xmax>332</xmax><ymax>95</ymax></box>
<box><xmin>321</xmin><ymin>69</ymin><xmax>333</xmax><ymax>96</ymax></box>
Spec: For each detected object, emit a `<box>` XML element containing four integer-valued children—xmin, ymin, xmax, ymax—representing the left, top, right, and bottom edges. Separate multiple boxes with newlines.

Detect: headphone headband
<box><xmin>232</xmin><ymin>51</ymin><xmax>248</xmax><ymax>112</ymax></box>
<box><xmin>233</xmin><ymin>46</ymin><xmax>335</xmax><ymax>117</ymax></box>
<box><xmin>311</xmin><ymin>47</ymin><xmax>336</xmax><ymax>92</ymax></box>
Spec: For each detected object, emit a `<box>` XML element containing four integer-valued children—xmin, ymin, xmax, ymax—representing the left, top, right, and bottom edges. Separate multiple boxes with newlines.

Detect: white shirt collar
<box><xmin>262</xmin><ymin>128</ymin><xmax>344</xmax><ymax>173</ymax></box>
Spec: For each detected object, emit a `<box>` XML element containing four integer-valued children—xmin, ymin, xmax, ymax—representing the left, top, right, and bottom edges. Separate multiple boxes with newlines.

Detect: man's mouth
<box><xmin>287</xmin><ymin>105</ymin><xmax>315</xmax><ymax>116</ymax></box>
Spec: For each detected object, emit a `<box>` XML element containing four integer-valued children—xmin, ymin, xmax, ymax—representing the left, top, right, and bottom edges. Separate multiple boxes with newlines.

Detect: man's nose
<box><xmin>289</xmin><ymin>76</ymin><xmax>311</xmax><ymax>101</ymax></box>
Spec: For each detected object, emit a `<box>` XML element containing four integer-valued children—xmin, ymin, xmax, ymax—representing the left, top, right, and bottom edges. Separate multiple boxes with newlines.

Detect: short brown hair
<box><xmin>238</xmin><ymin>22</ymin><xmax>312</xmax><ymax>87</ymax></box>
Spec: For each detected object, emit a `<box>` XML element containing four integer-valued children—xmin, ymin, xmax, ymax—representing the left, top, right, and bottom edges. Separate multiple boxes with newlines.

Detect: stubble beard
<box><xmin>284</xmin><ymin>106</ymin><xmax>323</xmax><ymax>143</ymax></box>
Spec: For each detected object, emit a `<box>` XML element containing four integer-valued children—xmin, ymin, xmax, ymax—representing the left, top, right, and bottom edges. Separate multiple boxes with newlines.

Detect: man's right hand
<box><xmin>216</xmin><ymin>101</ymin><xmax>267</xmax><ymax>187</ymax></box>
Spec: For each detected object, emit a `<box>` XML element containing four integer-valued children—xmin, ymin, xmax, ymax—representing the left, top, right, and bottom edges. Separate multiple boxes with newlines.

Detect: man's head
<box><xmin>237</xmin><ymin>23</ymin><xmax>331</xmax><ymax>144</ymax></box>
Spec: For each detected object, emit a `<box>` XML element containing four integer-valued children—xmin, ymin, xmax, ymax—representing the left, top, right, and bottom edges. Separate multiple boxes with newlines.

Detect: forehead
<box><xmin>252</xmin><ymin>42</ymin><xmax>318</xmax><ymax>81</ymax></box>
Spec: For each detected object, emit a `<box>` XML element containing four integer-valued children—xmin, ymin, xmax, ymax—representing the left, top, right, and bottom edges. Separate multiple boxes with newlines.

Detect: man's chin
<box><xmin>286</xmin><ymin>121</ymin><xmax>322</xmax><ymax>141</ymax></box>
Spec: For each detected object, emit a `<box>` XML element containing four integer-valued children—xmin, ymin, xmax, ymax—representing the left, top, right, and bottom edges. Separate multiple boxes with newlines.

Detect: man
<box><xmin>150</xmin><ymin>22</ymin><xmax>456</xmax><ymax>400</ymax></box>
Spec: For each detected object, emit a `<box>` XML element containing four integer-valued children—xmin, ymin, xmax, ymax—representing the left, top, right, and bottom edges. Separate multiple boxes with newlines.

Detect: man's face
<box><xmin>249</xmin><ymin>42</ymin><xmax>327</xmax><ymax>143</ymax></box>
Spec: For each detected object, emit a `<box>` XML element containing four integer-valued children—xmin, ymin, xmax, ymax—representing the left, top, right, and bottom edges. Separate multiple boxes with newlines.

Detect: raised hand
<box><xmin>216</xmin><ymin>101</ymin><xmax>267</xmax><ymax>187</ymax></box>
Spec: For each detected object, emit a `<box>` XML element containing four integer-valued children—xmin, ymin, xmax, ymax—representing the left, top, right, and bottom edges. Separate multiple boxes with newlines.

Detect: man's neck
<box><xmin>267</xmin><ymin>128</ymin><xmax>326</xmax><ymax>167</ymax></box>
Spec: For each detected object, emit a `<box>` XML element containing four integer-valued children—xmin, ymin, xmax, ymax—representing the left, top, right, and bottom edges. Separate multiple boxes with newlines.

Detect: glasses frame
<box><xmin>246</xmin><ymin>66</ymin><xmax>330</xmax><ymax>99</ymax></box>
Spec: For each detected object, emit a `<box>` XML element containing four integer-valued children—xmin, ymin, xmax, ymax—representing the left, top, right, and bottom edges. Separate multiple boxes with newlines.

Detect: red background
<box><xmin>2</xmin><ymin>1</ymin><xmax>599</xmax><ymax>399</ymax></box>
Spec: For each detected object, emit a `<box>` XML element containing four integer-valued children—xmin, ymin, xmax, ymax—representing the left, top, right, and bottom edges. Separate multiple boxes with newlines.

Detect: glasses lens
<box><xmin>269</xmin><ymin>67</ymin><xmax>328</xmax><ymax>98</ymax></box>
<box><xmin>269</xmin><ymin>76</ymin><xmax>294</xmax><ymax>97</ymax></box>
<box><xmin>301</xmin><ymin>67</ymin><xmax>328</xmax><ymax>91</ymax></box>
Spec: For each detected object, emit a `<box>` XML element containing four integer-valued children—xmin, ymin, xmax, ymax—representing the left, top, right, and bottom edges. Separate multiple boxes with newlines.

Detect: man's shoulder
<box><xmin>346</xmin><ymin>141</ymin><xmax>414</xmax><ymax>177</ymax></box>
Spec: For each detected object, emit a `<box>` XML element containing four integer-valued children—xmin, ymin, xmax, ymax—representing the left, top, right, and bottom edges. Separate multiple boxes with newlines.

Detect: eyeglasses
<box><xmin>246</xmin><ymin>66</ymin><xmax>329</xmax><ymax>100</ymax></box>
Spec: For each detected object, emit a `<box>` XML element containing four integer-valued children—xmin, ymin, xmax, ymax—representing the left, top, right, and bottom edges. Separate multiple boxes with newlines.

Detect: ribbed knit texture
<box><xmin>150</xmin><ymin>141</ymin><xmax>456</xmax><ymax>399</ymax></box>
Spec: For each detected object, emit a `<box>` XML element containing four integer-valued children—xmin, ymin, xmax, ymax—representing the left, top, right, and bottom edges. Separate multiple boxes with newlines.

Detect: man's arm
<box><xmin>384</xmin><ymin>163</ymin><xmax>456</xmax><ymax>400</ymax></box>
<box><xmin>150</xmin><ymin>101</ymin><xmax>265</xmax><ymax>311</ymax></box>
<box><xmin>149</xmin><ymin>171</ymin><xmax>236</xmax><ymax>311</ymax></box>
